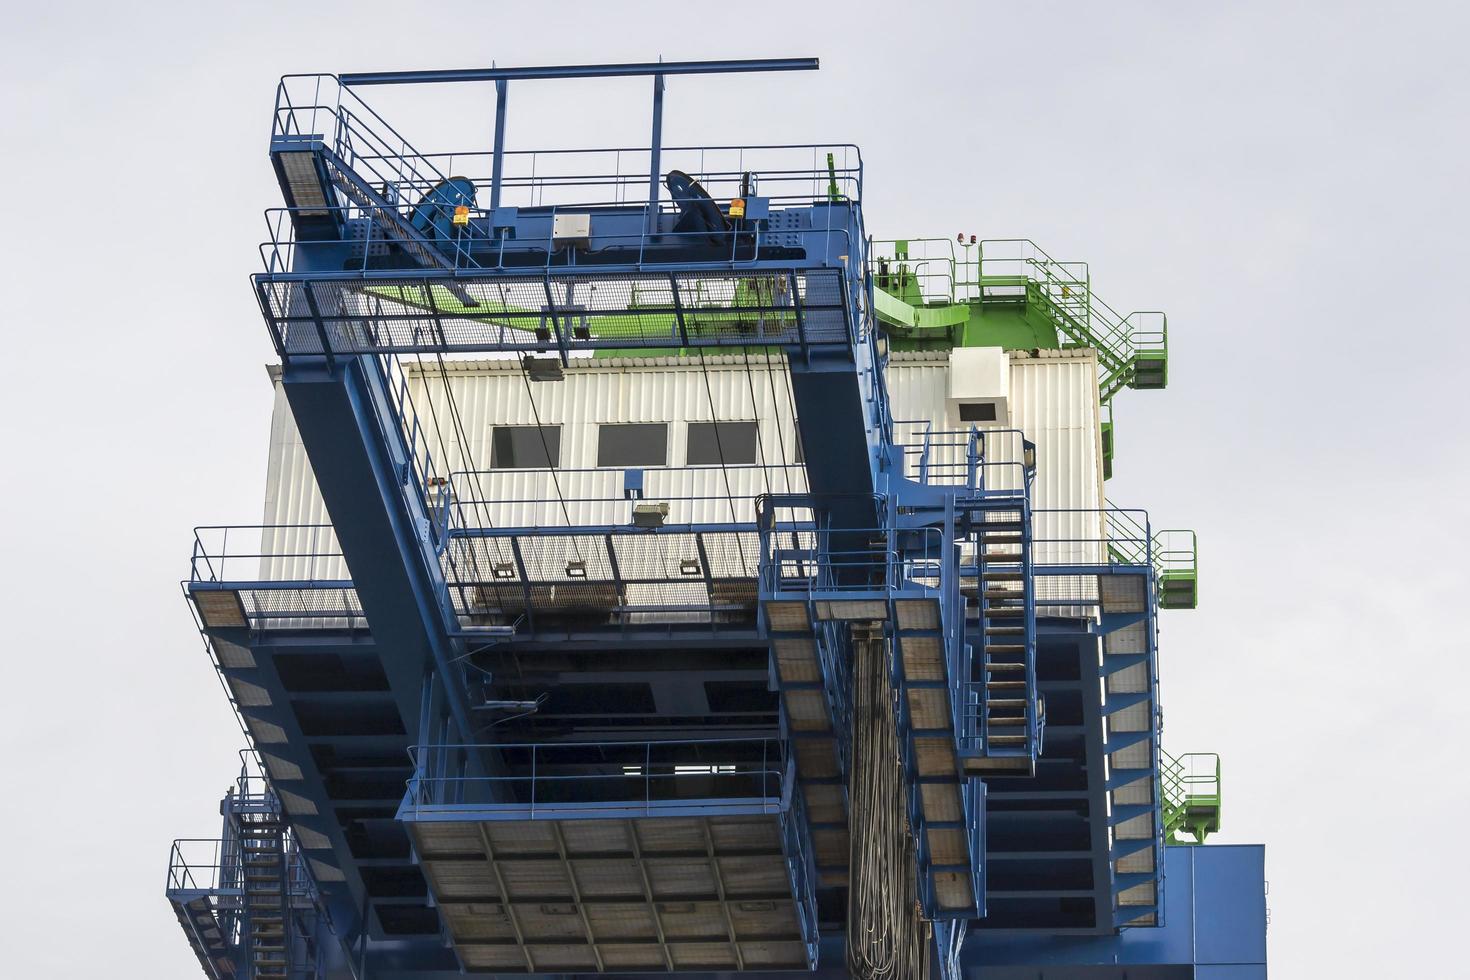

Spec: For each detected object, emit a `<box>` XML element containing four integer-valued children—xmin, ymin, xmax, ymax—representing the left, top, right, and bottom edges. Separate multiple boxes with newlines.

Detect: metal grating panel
<box><xmin>410</xmin><ymin>814</ymin><xmax>815</xmax><ymax>973</ymax></box>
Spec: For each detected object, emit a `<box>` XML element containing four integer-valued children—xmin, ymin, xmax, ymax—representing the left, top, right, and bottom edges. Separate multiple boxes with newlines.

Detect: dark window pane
<box><xmin>597</xmin><ymin>423</ymin><xmax>668</xmax><ymax>467</ymax></box>
<box><xmin>958</xmin><ymin>402</ymin><xmax>998</xmax><ymax>422</ymax></box>
<box><xmin>490</xmin><ymin>425</ymin><xmax>560</xmax><ymax>469</ymax></box>
<box><xmin>687</xmin><ymin>421</ymin><xmax>758</xmax><ymax>465</ymax></box>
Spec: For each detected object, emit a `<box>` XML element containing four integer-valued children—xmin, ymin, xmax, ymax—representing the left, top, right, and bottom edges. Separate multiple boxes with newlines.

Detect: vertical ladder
<box><xmin>962</xmin><ymin>501</ymin><xmax>1040</xmax><ymax>775</ymax></box>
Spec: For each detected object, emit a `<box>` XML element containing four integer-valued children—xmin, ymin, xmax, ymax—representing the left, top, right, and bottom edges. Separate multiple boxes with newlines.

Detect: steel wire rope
<box><xmin>515</xmin><ymin>362</ymin><xmax>584</xmax><ymax>567</ymax></box>
<box><xmin>404</xmin><ymin>346</ymin><xmax>511</xmax><ymax>614</ymax></box>
<box><xmin>769</xmin><ymin>342</ymin><xmax>810</xmax><ymax>570</ymax></box>
<box><xmin>693</xmin><ymin>346</ymin><xmax>748</xmax><ymax>571</ymax></box>
<box><xmin>847</xmin><ymin>632</ymin><xmax>930</xmax><ymax>980</ymax></box>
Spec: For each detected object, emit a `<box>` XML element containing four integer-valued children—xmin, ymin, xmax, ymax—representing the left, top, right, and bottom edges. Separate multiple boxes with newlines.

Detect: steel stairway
<box><xmin>962</xmin><ymin>506</ymin><xmax>1041</xmax><ymax>775</ymax></box>
<box><xmin>238</xmin><ymin>816</ymin><xmax>290</xmax><ymax>979</ymax></box>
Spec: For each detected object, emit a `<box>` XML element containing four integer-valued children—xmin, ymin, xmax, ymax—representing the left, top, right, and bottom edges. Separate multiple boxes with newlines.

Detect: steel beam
<box><xmin>340</xmin><ymin>58</ymin><xmax>819</xmax><ymax>86</ymax></box>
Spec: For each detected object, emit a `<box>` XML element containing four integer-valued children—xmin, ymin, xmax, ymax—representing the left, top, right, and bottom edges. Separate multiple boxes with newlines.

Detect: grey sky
<box><xmin>1</xmin><ymin>1</ymin><xmax>1465</xmax><ymax>976</ymax></box>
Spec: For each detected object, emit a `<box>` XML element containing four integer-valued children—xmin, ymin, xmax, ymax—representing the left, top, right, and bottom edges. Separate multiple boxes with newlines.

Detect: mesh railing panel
<box><xmin>259</xmin><ymin>268</ymin><xmax>850</xmax><ymax>357</ymax></box>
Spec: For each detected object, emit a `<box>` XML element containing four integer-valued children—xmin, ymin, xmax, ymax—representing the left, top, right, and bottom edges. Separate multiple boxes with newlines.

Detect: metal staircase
<box><xmin>237</xmin><ymin>815</ymin><xmax>289</xmax><ymax>978</ymax></box>
<box><xmin>167</xmin><ymin>764</ymin><xmax>320</xmax><ymax>980</ymax></box>
<box><xmin>1162</xmin><ymin>751</ymin><xmax>1222</xmax><ymax>844</ymax></box>
<box><xmin>965</xmin><ymin>509</ymin><xmax>1042</xmax><ymax>773</ymax></box>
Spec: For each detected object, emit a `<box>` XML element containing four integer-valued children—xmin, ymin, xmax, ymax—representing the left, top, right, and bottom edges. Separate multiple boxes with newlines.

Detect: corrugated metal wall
<box><xmin>259</xmin><ymin>350</ymin><xmax>1105</xmax><ymax>579</ymax></box>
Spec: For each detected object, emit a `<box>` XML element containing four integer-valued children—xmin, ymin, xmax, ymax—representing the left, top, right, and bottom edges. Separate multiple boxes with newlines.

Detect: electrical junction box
<box><xmin>948</xmin><ymin>346</ymin><xmax>1010</xmax><ymax>426</ymax></box>
<box><xmin>552</xmin><ymin>212</ymin><xmax>591</xmax><ymax>248</ymax></box>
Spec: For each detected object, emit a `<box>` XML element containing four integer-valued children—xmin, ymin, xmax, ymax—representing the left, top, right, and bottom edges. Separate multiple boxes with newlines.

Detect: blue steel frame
<box><xmin>164</xmin><ymin>54</ymin><xmax>1240</xmax><ymax>980</ymax></box>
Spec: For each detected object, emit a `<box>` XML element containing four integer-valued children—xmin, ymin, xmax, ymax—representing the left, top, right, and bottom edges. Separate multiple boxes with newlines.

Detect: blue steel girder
<box><xmin>197</xmin><ymin>627</ymin><xmax>477</xmax><ymax>972</ymax></box>
<box><xmin>277</xmin><ymin>353</ymin><xmax>475</xmax><ymax>746</ymax></box>
<box><xmin>198</xmin><ymin>627</ymin><xmax>375</xmax><ymax>939</ymax></box>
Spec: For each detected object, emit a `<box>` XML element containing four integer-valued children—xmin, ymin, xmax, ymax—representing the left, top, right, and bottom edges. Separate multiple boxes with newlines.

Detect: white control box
<box><xmin>948</xmin><ymin>346</ymin><xmax>1010</xmax><ymax>425</ymax></box>
<box><xmin>552</xmin><ymin>212</ymin><xmax>592</xmax><ymax>248</ymax></box>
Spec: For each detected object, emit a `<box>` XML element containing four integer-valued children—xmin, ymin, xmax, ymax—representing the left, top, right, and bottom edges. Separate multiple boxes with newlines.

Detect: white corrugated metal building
<box><xmin>259</xmin><ymin>349</ymin><xmax>1107</xmax><ymax>583</ymax></box>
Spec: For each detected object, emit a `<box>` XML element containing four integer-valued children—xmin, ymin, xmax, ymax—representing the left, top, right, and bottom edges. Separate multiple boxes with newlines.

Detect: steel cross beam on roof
<box><xmin>338</xmin><ymin>58</ymin><xmax>820</xmax><ymax>85</ymax></box>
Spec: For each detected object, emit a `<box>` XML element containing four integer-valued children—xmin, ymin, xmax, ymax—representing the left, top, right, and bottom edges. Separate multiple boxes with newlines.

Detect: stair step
<box><xmin>983</xmin><ymin>572</ymin><xmax>1024</xmax><ymax>581</ymax></box>
<box><xmin>987</xmin><ymin>734</ymin><xmax>1027</xmax><ymax>745</ymax></box>
<box><xmin>987</xmin><ymin>680</ymin><xmax>1026</xmax><ymax>690</ymax></box>
<box><xmin>985</xmin><ymin>661</ymin><xmax>1025</xmax><ymax>672</ymax></box>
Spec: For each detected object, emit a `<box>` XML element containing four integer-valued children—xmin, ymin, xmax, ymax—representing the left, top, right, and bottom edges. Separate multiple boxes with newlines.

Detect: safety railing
<box><xmin>274</xmin><ymin>76</ymin><xmax>862</xmax><ymax>209</ymax></box>
<box><xmin>401</xmin><ymin>737</ymin><xmax>789</xmax><ymax>818</ymax></box>
<box><xmin>190</xmin><ymin>525</ymin><xmax>348</xmax><ymax>585</ymax></box>
<box><xmin>441</xmin><ymin>463</ymin><xmax>810</xmax><ymax>535</ymax></box>
<box><xmin>188</xmin><ymin>525</ymin><xmax>364</xmax><ymax>630</ymax></box>
<box><xmin>256</xmin><ymin>263</ymin><xmax>859</xmax><ymax>360</ymax></box>
<box><xmin>1153</xmin><ymin>529</ymin><xmax>1197</xmax><ymax>578</ymax></box>
<box><xmin>1017</xmin><ymin>507</ymin><xmax>1152</xmax><ymax>570</ymax></box>
<box><xmin>1162</xmin><ymin>751</ymin><xmax>1222</xmax><ymax>843</ymax></box>
<box><xmin>759</xmin><ymin>525</ymin><xmax>946</xmax><ymax>597</ymax></box>
<box><xmin>259</xmin><ymin>200</ymin><xmax>863</xmax><ymax>279</ymax></box>
<box><xmin>892</xmin><ymin>421</ymin><xmax>1035</xmax><ymax>494</ymax></box>
<box><xmin>167</xmin><ymin>838</ymin><xmax>317</xmax><ymax>906</ymax></box>
<box><xmin>167</xmin><ymin>838</ymin><xmax>238</xmax><ymax>897</ymax></box>
<box><xmin>355</xmin><ymin>143</ymin><xmax>865</xmax><ymax>212</ymax></box>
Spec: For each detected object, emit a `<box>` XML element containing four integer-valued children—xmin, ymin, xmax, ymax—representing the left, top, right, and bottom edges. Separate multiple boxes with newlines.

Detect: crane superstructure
<box><xmin>167</xmin><ymin>59</ymin><xmax>1265</xmax><ymax>980</ymax></box>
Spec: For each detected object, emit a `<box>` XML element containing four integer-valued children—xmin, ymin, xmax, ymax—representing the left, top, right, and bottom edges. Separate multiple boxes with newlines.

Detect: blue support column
<box><xmin>489</xmin><ymin>79</ymin><xmax>507</xmax><ymax>213</ymax></box>
<box><xmin>647</xmin><ymin>72</ymin><xmax>665</xmax><ymax>236</ymax></box>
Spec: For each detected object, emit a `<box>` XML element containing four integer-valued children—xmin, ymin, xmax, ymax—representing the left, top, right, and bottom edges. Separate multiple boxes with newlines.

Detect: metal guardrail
<box><xmin>759</xmin><ymin>525</ymin><xmax>946</xmax><ymax>597</ymax></box>
<box><xmin>272</xmin><ymin>74</ymin><xmax>862</xmax><ymax>218</ymax></box>
<box><xmin>1022</xmin><ymin>506</ymin><xmax>1152</xmax><ymax>568</ymax></box>
<box><xmin>401</xmin><ymin>737</ymin><xmax>789</xmax><ymax>818</ymax></box>
<box><xmin>442</xmin><ymin>463</ymin><xmax>809</xmax><ymax>534</ymax></box>
<box><xmin>257</xmin><ymin>267</ymin><xmax>857</xmax><ymax>360</ymax></box>
<box><xmin>190</xmin><ymin>525</ymin><xmax>346</xmax><ymax>585</ymax></box>
<box><xmin>892</xmin><ymin>422</ymin><xmax>1034</xmax><ymax>493</ymax></box>
<box><xmin>187</xmin><ymin>525</ymin><xmax>364</xmax><ymax>630</ymax></box>
<box><xmin>1153</xmin><ymin>528</ymin><xmax>1198</xmax><ymax>578</ymax></box>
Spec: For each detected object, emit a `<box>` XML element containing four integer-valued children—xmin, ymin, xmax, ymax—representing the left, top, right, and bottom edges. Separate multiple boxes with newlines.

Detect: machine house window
<box><xmin>490</xmin><ymin>425</ymin><xmax>561</xmax><ymax>469</ymax></box>
<box><xmin>597</xmin><ymin>423</ymin><xmax>669</xmax><ymax>467</ymax></box>
<box><xmin>687</xmin><ymin>421</ymin><xmax>759</xmax><ymax>465</ymax></box>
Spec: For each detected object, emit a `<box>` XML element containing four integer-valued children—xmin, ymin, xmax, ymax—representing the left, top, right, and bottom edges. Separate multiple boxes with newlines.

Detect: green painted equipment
<box><xmin>1162</xmin><ymin>751</ymin><xmax>1222</xmax><ymax>844</ymax></box>
<box><xmin>1154</xmin><ymin>529</ymin><xmax>1199</xmax><ymax>610</ymax></box>
<box><xmin>870</xmin><ymin>237</ymin><xmax>1169</xmax><ymax>402</ymax></box>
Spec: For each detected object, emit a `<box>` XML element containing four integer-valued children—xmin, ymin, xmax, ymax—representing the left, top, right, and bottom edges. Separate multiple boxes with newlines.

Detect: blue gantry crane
<box><xmin>170</xmin><ymin>59</ymin><xmax>1266</xmax><ymax>979</ymax></box>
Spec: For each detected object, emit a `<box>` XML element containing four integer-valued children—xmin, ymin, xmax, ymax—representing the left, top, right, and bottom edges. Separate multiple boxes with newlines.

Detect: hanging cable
<box><xmin>693</xmin><ymin>347</ymin><xmax>748</xmax><ymax>570</ymax></box>
<box><xmin>515</xmin><ymin>361</ymin><xmax>584</xmax><ymax>565</ymax></box>
<box><xmin>848</xmin><ymin>627</ymin><xmax>930</xmax><ymax>980</ymax></box>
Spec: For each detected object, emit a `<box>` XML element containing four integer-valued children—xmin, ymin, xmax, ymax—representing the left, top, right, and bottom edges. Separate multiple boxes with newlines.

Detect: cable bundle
<box><xmin>847</xmin><ymin>630</ymin><xmax>930</xmax><ymax>980</ymax></box>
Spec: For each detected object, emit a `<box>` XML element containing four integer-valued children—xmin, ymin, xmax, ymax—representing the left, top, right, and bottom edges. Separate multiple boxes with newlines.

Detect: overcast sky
<box><xmin>2</xmin><ymin>1</ymin><xmax>1466</xmax><ymax>976</ymax></box>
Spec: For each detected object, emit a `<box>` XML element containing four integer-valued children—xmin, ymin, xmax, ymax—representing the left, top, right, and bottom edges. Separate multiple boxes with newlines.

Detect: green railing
<box><xmin>1101</xmin><ymin>522</ymin><xmax>1197</xmax><ymax>609</ymax></box>
<box><xmin>868</xmin><ymin>237</ymin><xmax>1168</xmax><ymax>399</ymax></box>
<box><xmin>1161</xmin><ymin>751</ymin><xmax>1221</xmax><ymax>844</ymax></box>
<box><xmin>1153</xmin><ymin>529</ymin><xmax>1198</xmax><ymax>610</ymax></box>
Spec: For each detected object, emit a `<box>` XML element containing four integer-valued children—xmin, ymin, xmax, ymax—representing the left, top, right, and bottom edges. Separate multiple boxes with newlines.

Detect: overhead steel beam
<box><xmin>340</xmin><ymin>58</ymin><xmax>819</xmax><ymax>86</ymax></box>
